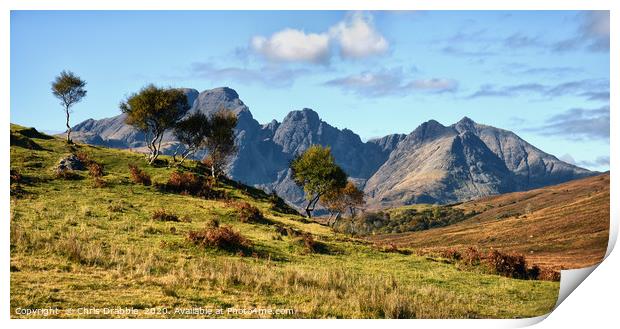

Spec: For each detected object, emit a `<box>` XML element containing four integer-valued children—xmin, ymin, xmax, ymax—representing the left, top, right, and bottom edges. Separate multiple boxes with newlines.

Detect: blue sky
<box><xmin>10</xmin><ymin>10</ymin><xmax>610</xmax><ymax>170</ymax></box>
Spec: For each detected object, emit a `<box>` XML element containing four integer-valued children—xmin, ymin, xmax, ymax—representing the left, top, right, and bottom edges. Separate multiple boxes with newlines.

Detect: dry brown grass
<box><xmin>369</xmin><ymin>173</ymin><xmax>610</xmax><ymax>270</ymax></box>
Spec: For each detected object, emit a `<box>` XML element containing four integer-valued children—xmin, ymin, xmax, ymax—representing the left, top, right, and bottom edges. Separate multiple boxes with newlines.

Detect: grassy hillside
<box><xmin>10</xmin><ymin>124</ymin><xmax>559</xmax><ymax>319</ymax></box>
<box><xmin>369</xmin><ymin>173</ymin><xmax>610</xmax><ymax>270</ymax></box>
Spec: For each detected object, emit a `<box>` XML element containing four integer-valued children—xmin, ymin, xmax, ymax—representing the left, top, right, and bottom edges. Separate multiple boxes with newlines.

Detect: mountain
<box><xmin>68</xmin><ymin>87</ymin><xmax>594</xmax><ymax>209</ymax></box>
<box><xmin>363</xmin><ymin>117</ymin><xmax>593</xmax><ymax>207</ymax></box>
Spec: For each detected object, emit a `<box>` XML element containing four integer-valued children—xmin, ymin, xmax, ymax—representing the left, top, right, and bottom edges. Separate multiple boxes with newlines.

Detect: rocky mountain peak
<box><xmin>282</xmin><ymin>108</ymin><xmax>321</xmax><ymax>125</ymax></box>
<box><xmin>453</xmin><ymin>116</ymin><xmax>478</xmax><ymax>134</ymax></box>
<box><xmin>407</xmin><ymin>119</ymin><xmax>451</xmax><ymax>143</ymax></box>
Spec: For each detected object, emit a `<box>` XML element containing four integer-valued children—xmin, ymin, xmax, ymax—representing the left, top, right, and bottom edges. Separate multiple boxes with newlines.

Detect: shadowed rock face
<box><xmin>69</xmin><ymin>87</ymin><xmax>594</xmax><ymax>209</ymax></box>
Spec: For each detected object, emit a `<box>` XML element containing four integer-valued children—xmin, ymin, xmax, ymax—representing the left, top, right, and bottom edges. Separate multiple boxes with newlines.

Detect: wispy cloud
<box><xmin>560</xmin><ymin>153</ymin><xmax>609</xmax><ymax>169</ymax></box>
<box><xmin>467</xmin><ymin>79</ymin><xmax>609</xmax><ymax>101</ymax></box>
<box><xmin>500</xmin><ymin>63</ymin><xmax>584</xmax><ymax>78</ymax></box>
<box><xmin>249</xmin><ymin>11</ymin><xmax>389</xmax><ymax>64</ymax></box>
<box><xmin>324</xmin><ymin>67</ymin><xmax>457</xmax><ymax>97</ymax></box>
<box><xmin>189</xmin><ymin>63</ymin><xmax>310</xmax><ymax>88</ymax></box>
<box><xmin>578</xmin><ymin>156</ymin><xmax>610</xmax><ymax>168</ymax></box>
<box><xmin>438</xmin><ymin>11</ymin><xmax>609</xmax><ymax>58</ymax></box>
<box><xmin>526</xmin><ymin>105</ymin><xmax>609</xmax><ymax>141</ymax></box>
<box><xmin>552</xmin><ymin>11</ymin><xmax>610</xmax><ymax>52</ymax></box>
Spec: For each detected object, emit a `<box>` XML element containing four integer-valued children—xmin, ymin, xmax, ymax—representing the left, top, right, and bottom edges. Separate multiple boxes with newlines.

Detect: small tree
<box><xmin>321</xmin><ymin>181</ymin><xmax>365</xmax><ymax>226</ymax></box>
<box><xmin>51</xmin><ymin>71</ymin><xmax>87</xmax><ymax>144</ymax></box>
<box><xmin>120</xmin><ymin>85</ymin><xmax>189</xmax><ymax>165</ymax></box>
<box><xmin>173</xmin><ymin>112</ymin><xmax>211</xmax><ymax>165</ymax></box>
<box><xmin>203</xmin><ymin>109</ymin><xmax>238</xmax><ymax>178</ymax></box>
<box><xmin>290</xmin><ymin>145</ymin><xmax>347</xmax><ymax>218</ymax></box>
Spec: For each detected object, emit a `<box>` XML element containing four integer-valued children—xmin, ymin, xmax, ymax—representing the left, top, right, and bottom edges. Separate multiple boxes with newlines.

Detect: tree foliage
<box><xmin>203</xmin><ymin>109</ymin><xmax>238</xmax><ymax>178</ymax></box>
<box><xmin>120</xmin><ymin>85</ymin><xmax>190</xmax><ymax>165</ymax></box>
<box><xmin>290</xmin><ymin>145</ymin><xmax>347</xmax><ymax>218</ymax></box>
<box><xmin>321</xmin><ymin>181</ymin><xmax>365</xmax><ymax>225</ymax></box>
<box><xmin>51</xmin><ymin>70</ymin><xmax>87</xmax><ymax>144</ymax></box>
<box><xmin>173</xmin><ymin>112</ymin><xmax>211</xmax><ymax>165</ymax></box>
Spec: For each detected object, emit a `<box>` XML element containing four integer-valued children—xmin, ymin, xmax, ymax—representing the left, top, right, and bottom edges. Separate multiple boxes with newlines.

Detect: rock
<box><xmin>57</xmin><ymin>154</ymin><xmax>84</xmax><ymax>171</ymax></box>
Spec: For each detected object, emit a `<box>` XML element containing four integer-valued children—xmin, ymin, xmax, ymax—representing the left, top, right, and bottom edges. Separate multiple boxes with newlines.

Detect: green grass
<box><xmin>9</xmin><ymin>124</ymin><xmax>559</xmax><ymax>318</ymax></box>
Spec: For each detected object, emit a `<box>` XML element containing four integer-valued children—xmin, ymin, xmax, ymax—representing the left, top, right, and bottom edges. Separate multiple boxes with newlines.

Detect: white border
<box><xmin>1</xmin><ymin>1</ymin><xmax>616</xmax><ymax>328</ymax></box>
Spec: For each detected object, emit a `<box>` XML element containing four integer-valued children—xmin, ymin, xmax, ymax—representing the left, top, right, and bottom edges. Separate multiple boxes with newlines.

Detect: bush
<box><xmin>152</xmin><ymin>209</ymin><xmax>179</xmax><ymax>222</ymax></box>
<box><xmin>128</xmin><ymin>164</ymin><xmax>151</xmax><ymax>186</ymax></box>
<box><xmin>229</xmin><ymin>201</ymin><xmax>264</xmax><ymax>223</ymax></box>
<box><xmin>88</xmin><ymin>162</ymin><xmax>104</xmax><ymax>178</ymax></box>
<box><xmin>75</xmin><ymin>151</ymin><xmax>92</xmax><ymax>165</ymax></box>
<box><xmin>163</xmin><ymin>171</ymin><xmax>225</xmax><ymax>199</ymax></box>
<box><xmin>439</xmin><ymin>248</ymin><xmax>462</xmax><ymax>261</ymax></box>
<box><xmin>538</xmin><ymin>268</ymin><xmax>561</xmax><ymax>281</ymax></box>
<box><xmin>461</xmin><ymin>247</ymin><xmax>482</xmax><ymax>266</ymax></box>
<box><xmin>166</xmin><ymin>171</ymin><xmax>204</xmax><ymax>195</ymax></box>
<box><xmin>484</xmin><ymin>250</ymin><xmax>528</xmax><ymax>279</ymax></box>
<box><xmin>187</xmin><ymin>225</ymin><xmax>251</xmax><ymax>252</ymax></box>
<box><xmin>294</xmin><ymin>233</ymin><xmax>328</xmax><ymax>254</ymax></box>
<box><xmin>10</xmin><ymin>169</ymin><xmax>23</xmax><ymax>184</ymax></box>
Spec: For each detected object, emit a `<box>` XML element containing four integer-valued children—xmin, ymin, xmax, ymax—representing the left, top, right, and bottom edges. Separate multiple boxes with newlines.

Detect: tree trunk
<box><xmin>305</xmin><ymin>194</ymin><xmax>321</xmax><ymax>218</ymax></box>
<box><xmin>65</xmin><ymin>107</ymin><xmax>72</xmax><ymax>144</ymax></box>
<box><xmin>178</xmin><ymin>150</ymin><xmax>193</xmax><ymax>165</ymax></box>
<box><xmin>148</xmin><ymin>132</ymin><xmax>161</xmax><ymax>165</ymax></box>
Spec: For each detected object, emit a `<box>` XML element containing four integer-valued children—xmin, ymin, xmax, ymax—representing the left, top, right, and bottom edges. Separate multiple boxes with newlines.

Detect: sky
<box><xmin>10</xmin><ymin>10</ymin><xmax>610</xmax><ymax>171</ymax></box>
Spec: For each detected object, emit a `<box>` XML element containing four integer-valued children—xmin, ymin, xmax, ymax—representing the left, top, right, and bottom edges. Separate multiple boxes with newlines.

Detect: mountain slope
<box><xmin>10</xmin><ymin>124</ymin><xmax>559</xmax><ymax>318</ymax></box>
<box><xmin>68</xmin><ymin>87</ymin><xmax>593</xmax><ymax>209</ymax></box>
<box><xmin>368</xmin><ymin>173</ymin><xmax>610</xmax><ymax>269</ymax></box>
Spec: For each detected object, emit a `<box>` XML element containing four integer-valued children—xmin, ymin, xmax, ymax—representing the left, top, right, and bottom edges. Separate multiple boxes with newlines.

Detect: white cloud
<box><xmin>330</xmin><ymin>12</ymin><xmax>389</xmax><ymax>59</ymax></box>
<box><xmin>250</xmin><ymin>28</ymin><xmax>330</xmax><ymax>64</ymax></box>
<box><xmin>249</xmin><ymin>12</ymin><xmax>389</xmax><ymax>64</ymax></box>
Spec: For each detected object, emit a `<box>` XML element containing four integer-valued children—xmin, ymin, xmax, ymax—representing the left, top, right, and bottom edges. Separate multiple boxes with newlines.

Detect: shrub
<box><xmin>230</xmin><ymin>201</ymin><xmax>264</xmax><ymax>223</ymax></box>
<box><xmin>163</xmin><ymin>171</ymin><xmax>225</xmax><ymax>199</ymax></box>
<box><xmin>461</xmin><ymin>247</ymin><xmax>482</xmax><ymax>266</ymax></box>
<box><xmin>88</xmin><ymin>162</ymin><xmax>104</xmax><ymax>178</ymax></box>
<box><xmin>187</xmin><ymin>225</ymin><xmax>251</xmax><ymax>252</ymax></box>
<box><xmin>294</xmin><ymin>233</ymin><xmax>328</xmax><ymax>254</ymax></box>
<box><xmin>527</xmin><ymin>264</ymin><xmax>541</xmax><ymax>280</ymax></box>
<box><xmin>152</xmin><ymin>209</ymin><xmax>179</xmax><ymax>222</ymax></box>
<box><xmin>10</xmin><ymin>169</ymin><xmax>23</xmax><ymax>184</ymax></box>
<box><xmin>484</xmin><ymin>250</ymin><xmax>528</xmax><ymax>279</ymax></box>
<box><xmin>167</xmin><ymin>171</ymin><xmax>204</xmax><ymax>195</ymax></box>
<box><xmin>538</xmin><ymin>268</ymin><xmax>561</xmax><ymax>281</ymax></box>
<box><xmin>10</xmin><ymin>169</ymin><xmax>26</xmax><ymax>197</ymax></box>
<box><xmin>128</xmin><ymin>164</ymin><xmax>151</xmax><ymax>186</ymax></box>
<box><xmin>439</xmin><ymin>248</ymin><xmax>462</xmax><ymax>261</ymax></box>
<box><xmin>75</xmin><ymin>151</ymin><xmax>92</xmax><ymax>165</ymax></box>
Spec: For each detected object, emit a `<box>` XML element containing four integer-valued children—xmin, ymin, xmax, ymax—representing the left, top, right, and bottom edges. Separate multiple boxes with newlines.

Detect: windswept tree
<box><xmin>120</xmin><ymin>85</ymin><xmax>189</xmax><ymax>165</ymax></box>
<box><xmin>321</xmin><ymin>181</ymin><xmax>365</xmax><ymax>225</ymax></box>
<box><xmin>290</xmin><ymin>145</ymin><xmax>347</xmax><ymax>218</ymax></box>
<box><xmin>51</xmin><ymin>71</ymin><xmax>87</xmax><ymax>144</ymax></box>
<box><xmin>203</xmin><ymin>109</ymin><xmax>238</xmax><ymax>178</ymax></box>
<box><xmin>173</xmin><ymin>112</ymin><xmax>211</xmax><ymax>165</ymax></box>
